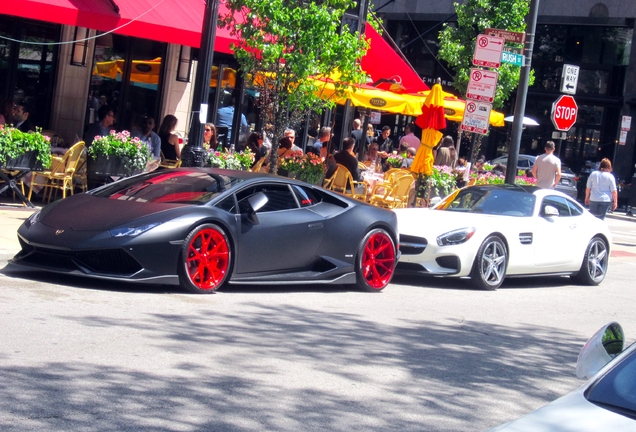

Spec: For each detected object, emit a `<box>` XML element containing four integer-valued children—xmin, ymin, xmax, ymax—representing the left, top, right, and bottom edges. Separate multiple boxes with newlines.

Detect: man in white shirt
<box><xmin>531</xmin><ymin>141</ymin><xmax>561</xmax><ymax>189</ymax></box>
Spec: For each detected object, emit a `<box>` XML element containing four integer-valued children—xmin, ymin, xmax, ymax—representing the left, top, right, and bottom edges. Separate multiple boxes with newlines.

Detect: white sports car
<box><xmin>488</xmin><ymin>322</ymin><xmax>636</xmax><ymax>431</ymax></box>
<box><xmin>395</xmin><ymin>184</ymin><xmax>612</xmax><ymax>290</ymax></box>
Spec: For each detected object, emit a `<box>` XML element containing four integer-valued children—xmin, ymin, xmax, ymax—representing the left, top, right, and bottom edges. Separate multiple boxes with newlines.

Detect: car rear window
<box><xmin>91</xmin><ymin>171</ymin><xmax>242</xmax><ymax>204</ymax></box>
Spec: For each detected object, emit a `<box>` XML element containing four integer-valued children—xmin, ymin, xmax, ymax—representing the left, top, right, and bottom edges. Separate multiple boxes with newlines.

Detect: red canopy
<box><xmin>2</xmin><ymin>2</ymin><xmax>427</xmax><ymax>83</ymax></box>
<box><xmin>361</xmin><ymin>23</ymin><xmax>429</xmax><ymax>93</ymax></box>
<box><xmin>0</xmin><ymin>0</ymin><xmax>237</xmax><ymax>53</ymax></box>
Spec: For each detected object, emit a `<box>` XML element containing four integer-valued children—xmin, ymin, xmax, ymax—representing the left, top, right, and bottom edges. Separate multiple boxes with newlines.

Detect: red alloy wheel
<box><xmin>185</xmin><ymin>227</ymin><xmax>230</xmax><ymax>290</ymax></box>
<box><xmin>361</xmin><ymin>231</ymin><xmax>396</xmax><ymax>290</ymax></box>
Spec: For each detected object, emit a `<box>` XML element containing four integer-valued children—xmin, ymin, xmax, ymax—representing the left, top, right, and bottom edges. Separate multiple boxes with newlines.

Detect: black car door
<box><xmin>233</xmin><ymin>183</ymin><xmax>325</xmax><ymax>274</ymax></box>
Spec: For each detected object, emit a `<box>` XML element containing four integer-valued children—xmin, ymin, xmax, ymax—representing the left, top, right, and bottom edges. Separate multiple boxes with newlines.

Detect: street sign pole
<box><xmin>505</xmin><ymin>0</ymin><xmax>540</xmax><ymax>185</ymax></box>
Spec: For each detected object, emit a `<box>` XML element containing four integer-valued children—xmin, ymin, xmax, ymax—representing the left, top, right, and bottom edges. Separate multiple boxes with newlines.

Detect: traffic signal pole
<box><xmin>505</xmin><ymin>0</ymin><xmax>540</xmax><ymax>184</ymax></box>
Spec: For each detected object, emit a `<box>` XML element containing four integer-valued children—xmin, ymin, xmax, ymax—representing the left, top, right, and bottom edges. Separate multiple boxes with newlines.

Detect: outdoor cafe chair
<box><xmin>368</xmin><ymin>168</ymin><xmax>410</xmax><ymax>197</ymax></box>
<box><xmin>250</xmin><ymin>156</ymin><xmax>267</xmax><ymax>173</ymax></box>
<box><xmin>28</xmin><ymin>141</ymin><xmax>86</xmax><ymax>203</ymax></box>
<box><xmin>326</xmin><ymin>163</ymin><xmax>367</xmax><ymax>201</ymax></box>
<box><xmin>72</xmin><ymin>150</ymin><xmax>88</xmax><ymax>193</ymax></box>
<box><xmin>159</xmin><ymin>150</ymin><xmax>182</xmax><ymax>169</ymax></box>
<box><xmin>369</xmin><ymin>172</ymin><xmax>415</xmax><ymax>209</ymax></box>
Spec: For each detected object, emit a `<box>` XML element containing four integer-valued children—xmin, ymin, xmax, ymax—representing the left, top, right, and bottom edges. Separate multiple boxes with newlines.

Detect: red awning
<box><xmin>361</xmin><ymin>23</ymin><xmax>429</xmax><ymax>93</ymax></box>
<box><xmin>0</xmin><ymin>0</ymin><xmax>237</xmax><ymax>53</ymax></box>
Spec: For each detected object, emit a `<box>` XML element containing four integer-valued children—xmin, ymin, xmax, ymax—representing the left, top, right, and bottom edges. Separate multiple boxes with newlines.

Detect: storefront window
<box><xmin>89</xmin><ymin>34</ymin><xmax>165</xmax><ymax>135</ymax></box>
<box><xmin>535</xmin><ymin>25</ymin><xmax>632</xmax><ymax>65</ymax></box>
<box><xmin>0</xmin><ymin>17</ymin><xmax>59</xmax><ymax>128</ymax></box>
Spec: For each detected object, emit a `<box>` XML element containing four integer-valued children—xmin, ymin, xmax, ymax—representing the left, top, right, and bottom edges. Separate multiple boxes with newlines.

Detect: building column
<box><xmin>615</xmin><ymin>21</ymin><xmax>636</xmax><ymax>181</ymax></box>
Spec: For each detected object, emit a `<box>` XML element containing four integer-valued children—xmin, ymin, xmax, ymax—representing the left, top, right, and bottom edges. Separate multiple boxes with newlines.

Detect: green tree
<box><xmin>220</xmin><ymin>0</ymin><xmax>370</xmax><ymax>172</ymax></box>
<box><xmin>438</xmin><ymin>0</ymin><xmax>534</xmax><ymax>110</ymax></box>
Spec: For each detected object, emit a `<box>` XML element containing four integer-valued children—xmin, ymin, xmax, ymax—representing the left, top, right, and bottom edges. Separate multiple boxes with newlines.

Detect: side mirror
<box><xmin>543</xmin><ymin>205</ymin><xmax>559</xmax><ymax>218</ymax></box>
<box><xmin>242</xmin><ymin>192</ymin><xmax>268</xmax><ymax>225</ymax></box>
<box><xmin>576</xmin><ymin>322</ymin><xmax>625</xmax><ymax>379</ymax></box>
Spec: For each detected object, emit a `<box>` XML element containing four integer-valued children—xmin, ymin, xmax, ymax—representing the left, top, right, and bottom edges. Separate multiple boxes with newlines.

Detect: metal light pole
<box><xmin>181</xmin><ymin>0</ymin><xmax>220</xmax><ymax>167</ymax></box>
<box><xmin>505</xmin><ymin>0</ymin><xmax>540</xmax><ymax>184</ymax></box>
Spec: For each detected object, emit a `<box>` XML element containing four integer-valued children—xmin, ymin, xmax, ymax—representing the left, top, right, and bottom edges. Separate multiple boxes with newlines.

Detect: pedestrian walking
<box><xmin>531</xmin><ymin>141</ymin><xmax>561</xmax><ymax>189</ymax></box>
<box><xmin>585</xmin><ymin>158</ymin><xmax>618</xmax><ymax>220</ymax></box>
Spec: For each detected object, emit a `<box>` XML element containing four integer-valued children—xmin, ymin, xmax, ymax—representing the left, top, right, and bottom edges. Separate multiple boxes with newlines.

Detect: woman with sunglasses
<box><xmin>202</xmin><ymin>123</ymin><xmax>218</xmax><ymax>150</ymax></box>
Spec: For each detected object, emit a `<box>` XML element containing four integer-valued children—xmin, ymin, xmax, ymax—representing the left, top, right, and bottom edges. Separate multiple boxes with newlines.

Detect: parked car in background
<box><xmin>488</xmin><ymin>322</ymin><xmax>636</xmax><ymax>431</ymax></box>
<box><xmin>488</xmin><ymin>154</ymin><xmax>578</xmax><ymax>199</ymax></box>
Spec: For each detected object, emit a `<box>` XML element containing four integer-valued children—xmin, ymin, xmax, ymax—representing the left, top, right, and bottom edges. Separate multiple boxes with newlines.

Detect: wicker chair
<box><xmin>369</xmin><ymin>172</ymin><xmax>415</xmax><ymax>209</ymax></box>
<box><xmin>159</xmin><ymin>150</ymin><xmax>182</xmax><ymax>169</ymax></box>
<box><xmin>28</xmin><ymin>141</ymin><xmax>86</xmax><ymax>203</ymax></box>
<box><xmin>73</xmin><ymin>150</ymin><xmax>88</xmax><ymax>193</ymax></box>
<box><xmin>326</xmin><ymin>164</ymin><xmax>367</xmax><ymax>201</ymax></box>
<box><xmin>368</xmin><ymin>168</ymin><xmax>411</xmax><ymax>197</ymax></box>
<box><xmin>250</xmin><ymin>156</ymin><xmax>267</xmax><ymax>173</ymax></box>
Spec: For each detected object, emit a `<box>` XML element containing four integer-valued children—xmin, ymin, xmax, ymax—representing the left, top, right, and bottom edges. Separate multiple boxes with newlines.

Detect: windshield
<box><xmin>586</xmin><ymin>348</ymin><xmax>636</xmax><ymax>420</ymax></box>
<box><xmin>436</xmin><ymin>187</ymin><xmax>535</xmax><ymax>216</ymax></box>
<box><xmin>91</xmin><ymin>171</ymin><xmax>243</xmax><ymax>204</ymax></box>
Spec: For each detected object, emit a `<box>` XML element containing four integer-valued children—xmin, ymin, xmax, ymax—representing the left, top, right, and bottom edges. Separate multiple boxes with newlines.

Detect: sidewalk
<box><xmin>0</xmin><ymin>202</ymin><xmax>39</xmax><ymax>264</ymax></box>
<box><xmin>606</xmin><ymin>209</ymin><xmax>636</xmax><ymax>223</ymax></box>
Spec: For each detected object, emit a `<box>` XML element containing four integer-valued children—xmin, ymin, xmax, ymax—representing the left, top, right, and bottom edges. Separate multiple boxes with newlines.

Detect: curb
<box><xmin>606</xmin><ymin>212</ymin><xmax>636</xmax><ymax>223</ymax></box>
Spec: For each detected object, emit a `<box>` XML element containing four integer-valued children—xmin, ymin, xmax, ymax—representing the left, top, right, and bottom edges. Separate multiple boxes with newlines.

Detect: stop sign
<box><xmin>551</xmin><ymin>95</ymin><xmax>578</xmax><ymax>131</ymax></box>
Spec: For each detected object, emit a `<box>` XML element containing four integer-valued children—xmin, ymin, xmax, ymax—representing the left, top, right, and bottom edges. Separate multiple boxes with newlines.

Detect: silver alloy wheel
<box><xmin>585</xmin><ymin>237</ymin><xmax>608</xmax><ymax>284</ymax></box>
<box><xmin>471</xmin><ymin>235</ymin><xmax>507</xmax><ymax>290</ymax></box>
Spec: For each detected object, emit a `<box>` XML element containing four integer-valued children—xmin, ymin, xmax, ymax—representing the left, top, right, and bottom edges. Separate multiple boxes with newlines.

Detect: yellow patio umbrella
<box><xmin>312</xmin><ymin>77</ymin><xmax>505</xmax><ymax>126</ymax></box>
<box><xmin>313</xmin><ymin>78</ymin><xmax>424</xmax><ymax>116</ymax></box>
<box><xmin>410</xmin><ymin>82</ymin><xmax>447</xmax><ymax>176</ymax></box>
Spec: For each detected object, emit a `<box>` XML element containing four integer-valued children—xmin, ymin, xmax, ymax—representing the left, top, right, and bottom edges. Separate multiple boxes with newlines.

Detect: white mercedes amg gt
<box><xmin>395</xmin><ymin>184</ymin><xmax>612</xmax><ymax>290</ymax></box>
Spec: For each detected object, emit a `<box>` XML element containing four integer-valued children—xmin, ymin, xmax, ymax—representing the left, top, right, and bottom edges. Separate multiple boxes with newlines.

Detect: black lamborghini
<box><xmin>12</xmin><ymin>168</ymin><xmax>399</xmax><ymax>293</ymax></box>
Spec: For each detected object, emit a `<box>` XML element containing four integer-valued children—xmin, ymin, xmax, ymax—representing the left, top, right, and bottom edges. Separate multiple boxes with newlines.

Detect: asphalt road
<box><xmin>0</xmin><ymin>217</ymin><xmax>634</xmax><ymax>431</ymax></box>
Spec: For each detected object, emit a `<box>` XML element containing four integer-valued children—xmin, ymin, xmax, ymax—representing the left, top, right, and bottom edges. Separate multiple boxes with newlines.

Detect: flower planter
<box><xmin>88</xmin><ymin>154</ymin><xmax>143</xmax><ymax>177</ymax></box>
<box><xmin>0</xmin><ymin>150</ymin><xmax>44</xmax><ymax>172</ymax></box>
<box><xmin>297</xmin><ymin>173</ymin><xmax>324</xmax><ymax>185</ymax></box>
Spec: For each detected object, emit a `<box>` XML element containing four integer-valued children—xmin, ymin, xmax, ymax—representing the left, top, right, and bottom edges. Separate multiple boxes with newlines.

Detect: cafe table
<box><xmin>362</xmin><ymin>170</ymin><xmax>386</xmax><ymax>201</ymax></box>
<box><xmin>0</xmin><ymin>167</ymin><xmax>37</xmax><ymax>208</ymax></box>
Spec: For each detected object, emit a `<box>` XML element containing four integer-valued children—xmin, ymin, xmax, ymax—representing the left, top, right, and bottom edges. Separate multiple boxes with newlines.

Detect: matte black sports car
<box><xmin>12</xmin><ymin>168</ymin><xmax>399</xmax><ymax>293</ymax></box>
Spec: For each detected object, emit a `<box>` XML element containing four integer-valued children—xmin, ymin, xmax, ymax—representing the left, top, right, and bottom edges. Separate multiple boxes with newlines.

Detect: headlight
<box><xmin>437</xmin><ymin>227</ymin><xmax>476</xmax><ymax>246</ymax></box>
<box><xmin>26</xmin><ymin>210</ymin><xmax>41</xmax><ymax>227</ymax></box>
<box><xmin>109</xmin><ymin>222</ymin><xmax>161</xmax><ymax>237</ymax></box>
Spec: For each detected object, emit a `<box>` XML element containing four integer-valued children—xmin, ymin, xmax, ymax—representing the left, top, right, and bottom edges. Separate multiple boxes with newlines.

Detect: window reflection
<box><xmin>89</xmin><ymin>34</ymin><xmax>166</xmax><ymax>135</ymax></box>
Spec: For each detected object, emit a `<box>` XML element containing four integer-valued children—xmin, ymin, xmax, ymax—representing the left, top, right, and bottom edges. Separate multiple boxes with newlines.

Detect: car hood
<box><xmin>487</xmin><ymin>387</ymin><xmax>636</xmax><ymax>431</ymax></box>
<box><xmin>395</xmin><ymin>208</ymin><xmax>513</xmax><ymax>237</ymax></box>
<box><xmin>38</xmin><ymin>193</ymin><xmax>191</xmax><ymax>231</ymax></box>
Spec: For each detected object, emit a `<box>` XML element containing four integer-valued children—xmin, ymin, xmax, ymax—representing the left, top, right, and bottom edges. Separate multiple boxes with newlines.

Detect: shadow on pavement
<box><xmin>0</xmin><ymin>303</ymin><xmax>584</xmax><ymax>431</ymax></box>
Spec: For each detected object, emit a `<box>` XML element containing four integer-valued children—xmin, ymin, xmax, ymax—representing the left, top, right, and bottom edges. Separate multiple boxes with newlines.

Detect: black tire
<box><xmin>470</xmin><ymin>235</ymin><xmax>507</xmax><ymax>291</ymax></box>
<box><xmin>355</xmin><ymin>228</ymin><xmax>397</xmax><ymax>292</ymax></box>
<box><xmin>572</xmin><ymin>237</ymin><xmax>609</xmax><ymax>286</ymax></box>
<box><xmin>178</xmin><ymin>223</ymin><xmax>232</xmax><ymax>294</ymax></box>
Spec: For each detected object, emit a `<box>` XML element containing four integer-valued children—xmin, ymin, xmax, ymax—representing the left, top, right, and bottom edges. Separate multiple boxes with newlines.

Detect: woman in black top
<box><xmin>158</xmin><ymin>114</ymin><xmax>180</xmax><ymax>160</ymax></box>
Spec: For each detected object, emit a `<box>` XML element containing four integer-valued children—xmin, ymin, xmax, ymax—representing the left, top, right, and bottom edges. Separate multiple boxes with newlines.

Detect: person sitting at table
<box><xmin>202</xmin><ymin>123</ymin><xmax>218</xmax><ymax>150</ymax></box>
<box><xmin>13</xmin><ymin>99</ymin><xmax>35</xmax><ymax>132</ymax></box>
<box><xmin>277</xmin><ymin>136</ymin><xmax>296</xmax><ymax>177</ymax></box>
<box><xmin>138</xmin><ymin>116</ymin><xmax>161</xmax><ymax>160</ymax></box>
<box><xmin>158</xmin><ymin>114</ymin><xmax>181</xmax><ymax>161</ymax></box>
<box><xmin>334</xmin><ymin>138</ymin><xmax>366</xmax><ymax>195</ymax></box>
<box><xmin>84</xmin><ymin>104</ymin><xmax>114</xmax><ymax>146</ymax></box>
<box><xmin>0</xmin><ymin>98</ymin><xmax>13</xmax><ymax>125</ymax></box>
<box><xmin>401</xmin><ymin>147</ymin><xmax>417</xmax><ymax>169</ymax></box>
<box><xmin>363</xmin><ymin>142</ymin><xmax>389</xmax><ymax>171</ymax></box>
<box><xmin>246</xmin><ymin>132</ymin><xmax>268</xmax><ymax>167</ymax></box>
